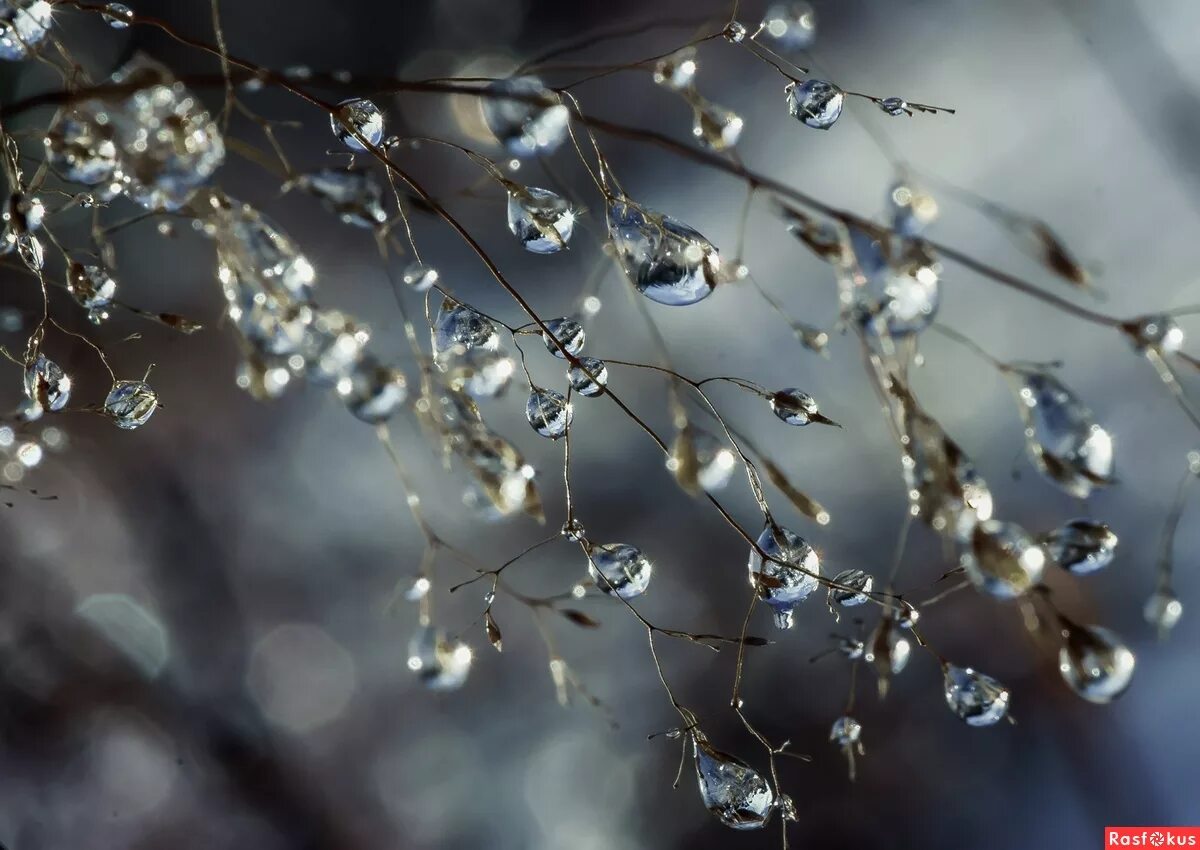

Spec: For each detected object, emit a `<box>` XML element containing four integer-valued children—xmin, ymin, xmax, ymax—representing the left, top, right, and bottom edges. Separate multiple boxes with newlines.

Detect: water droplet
<box><xmin>761</xmin><ymin>2</ymin><xmax>816</xmax><ymax>50</ymax></box>
<box><xmin>866</xmin><ymin>615</ymin><xmax>911</xmax><ymax>698</ymax></box>
<box><xmin>888</xmin><ymin>181</ymin><xmax>938</xmax><ymax>237</ymax></box>
<box><xmin>768</xmin><ymin>388</ymin><xmax>835</xmax><ymax>426</ymax></box>
<box><xmin>66</xmin><ymin>262</ymin><xmax>117</xmax><ymax>323</ymax></box>
<box><xmin>1014</xmin><ymin>368</ymin><xmax>1113</xmax><ymax>498</ymax></box>
<box><xmin>691</xmin><ymin>733</ymin><xmax>774</xmax><ymax>830</ymax></box>
<box><xmin>1124</xmin><ymin>314</ymin><xmax>1184</xmax><ymax>353</ymax></box>
<box><xmin>403</xmin><ymin>575</ymin><xmax>431</xmax><ymax>601</ymax></box>
<box><xmin>607</xmin><ymin>198</ymin><xmax>720</xmax><ymax>306</ymax></box>
<box><xmin>829</xmin><ymin>715</ymin><xmax>863</xmax><ymax>779</ymax></box>
<box><xmin>400</xmin><ymin>261</ymin><xmax>439</xmax><ymax>292</ymax></box>
<box><xmin>507</xmin><ymin>186</ymin><xmax>575</xmax><ymax>253</ymax></box>
<box><xmin>843</xmin><ymin>226</ymin><xmax>940</xmax><ymax>338</ymax></box>
<box><xmin>1144</xmin><ymin>588</ymin><xmax>1183</xmax><ymax>638</ymax></box>
<box><xmin>104</xmin><ymin>380</ymin><xmax>158</xmax><ymax>429</ymax></box>
<box><xmin>541</xmin><ymin>317</ymin><xmax>585</xmax><ymax>358</ymax></box>
<box><xmin>525</xmin><ymin>387</ymin><xmax>572</xmax><ymax>439</ymax></box>
<box><xmin>878</xmin><ymin>97</ymin><xmax>908</xmax><ymax>116</ymax></box>
<box><xmin>829</xmin><ymin>568</ymin><xmax>873</xmax><ymax>607</ymax></box>
<box><xmin>586</xmin><ymin>542</ymin><xmax>652</xmax><ymax>598</ymax></box>
<box><xmin>102</xmin><ymin>2</ymin><xmax>133</xmax><ymax>28</ymax></box>
<box><xmin>566</xmin><ymin>356</ymin><xmax>608</xmax><ymax>397</ymax></box>
<box><xmin>786</xmin><ymin>80</ymin><xmax>844</xmax><ymax>129</ymax></box>
<box><xmin>653</xmin><ymin>47</ymin><xmax>697</xmax><ymax>90</ymax></box>
<box><xmin>1058</xmin><ymin>623</ymin><xmax>1135</xmax><ymax>704</ymax></box>
<box><xmin>961</xmin><ymin>520</ymin><xmax>1046</xmax><ymax>599</ymax></box>
<box><xmin>298</xmin><ymin>308</ymin><xmax>369</xmax><ymax>385</ymax></box>
<box><xmin>330</xmin><ymin>98</ymin><xmax>384</xmax><ymax>151</ymax></box>
<box><xmin>942</xmin><ymin>664</ymin><xmax>1011</xmax><ymax>726</ymax></box>
<box><xmin>0</xmin><ymin>0</ymin><xmax>53</xmax><ymax>61</ymax></box>
<box><xmin>431</xmin><ymin>296</ymin><xmax>498</xmax><ymax>360</ymax></box>
<box><xmin>747</xmin><ymin>522</ymin><xmax>821</xmax><ymax>629</ymax></box>
<box><xmin>24</xmin><ymin>354</ymin><xmax>71</xmax><ymax>412</ymax></box>
<box><xmin>407</xmin><ymin>624</ymin><xmax>472</xmax><ymax>691</ymax></box>
<box><xmin>560</xmin><ymin>517</ymin><xmax>586</xmax><ymax>542</ymax></box>
<box><xmin>292</xmin><ymin>167</ymin><xmax>387</xmax><ymax>228</ymax></box>
<box><xmin>723</xmin><ymin>21</ymin><xmax>748</xmax><ymax>44</ymax></box>
<box><xmin>668</xmin><ymin>425</ymin><xmax>737</xmax><ymax>494</ymax></box>
<box><xmin>481</xmin><ymin>76</ymin><xmax>569</xmax><ymax>158</ymax></box>
<box><xmin>338</xmin><ymin>356</ymin><xmax>407</xmax><ymax>423</ymax></box>
<box><xmin>444</xmin><ymin>345</ymin><xmax>515</xmax><ymax>399</ymax></box>
<box><xmin>838</xmin><ymin>636</ymin><xmax>865</xmax><ymax>659</ymax></box>
<box><xmin>1040</xmin><ymin>518</ymin><xmax>1118</xmax><ymax>575</ymax></box>
<box><xmin>691</xmin><ymin>98</ymin><xmax>744</xmax><ymax>152</ymax></box>
<box><xmin>44</xmin><ymin>114</ymin><xmax>119</xmax><ymax>185</ymax></box>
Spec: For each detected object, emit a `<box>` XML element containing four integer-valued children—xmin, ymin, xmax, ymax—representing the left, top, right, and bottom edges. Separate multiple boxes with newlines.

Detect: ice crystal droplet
<box><xmin>786</xmin><ymin>80</ymin><xmax>843</xmax><ymax>129</ymax></box>
<box><xmin>293</xmin><ymin>168</ymin><xmax>386</xmax><ymax>228</ymax></box>
<box><xmin>104</xmin><ymin>380</ymin><xmax>158</xmax><ymax>429</ymax></box>
<box><xmin>748</xmin><ymin>522</ymin><xmax>821</xmax><ymax>629</ymax></box>
<box><xmin>0</xmin><ymin>0</ymin><xmax>52</xmax><ymax>61</ymax></box>
<box><xmin>843</xmin><ymin>226</ymin><xmax>940</xmax><ymax>338</ymax></box>
<box><xmin>889</xmin><ymin>181</ymin><xmax>939</xmax><ymax>237</ymax></box>
<box><xmin>541</xmin><ymin>317</ymin><xmax>585</xmax><ymax>358</ymax></box>
<box><xmin>567</xmin><ymin>356</ymin><xmax>608</xmax><ymax>397</ymax></box>
<box><xmin>1058</xmin><ymin>623</ymin><xmax>1135</xmax><ymax>704</ymax></box>
<box><xmin>24</xmin><ymin>354</ymin><xmax>71</xmax><ymax>412</ymax></box>
<box><xmin>961</xmin><ymin>520</ymin><xmax>1046</xmax><ymax>599</ymax></box>
<box><xmin>691</xmin><ymin>733</ymin><xmax>774</xmax><ymax>830</ymax></box>
<box><xmin>668</xmin><ymin>425</ymin><xmax>737</xmax><ymax>494</ymax></box>
<box><xmin>829</xmin><ymin>568</ymin><xmax>873</xmax><ymax>607</ymax></box>
<box><xmin>586</xmin><ymin>542</ymin><xmax>652</xmax><ymax>599</ymax></box>
<box><xmin>407</xmin><ymin>624</ymin><xmax>472</xmax><ymax>691</ymax></box>
<box><xmin>102</xmin><ymin>2</ymin><xmax>133</xmax><ymax>27</ymax></box>
<box><xmin>66</xmin><ymin>262</ymin><xmax>117</xmax><ymax>323</ymax></box>
<box><xmin>1124</xmin><ymin>314</ymin><xmax>1184</xmax><ymax>353</ymax></box>
<box><xmin>607</xmin><ymin>199</ymin><xmax>720</xmax><ymax>306</ymax></box>
<box><xmin>723</xmin><ymin>21</ymin><xmax>748</xmax><ymax>44</ymax></box>
<box><xmin>445</xmin><ymin>345</ymin><xmax>515</xmax><ymax>399</ymax></box>
<box><xmin>401</xmin><ymin>262</ymin><xmax>439</xmax><ymax>293</ymax></box>
<box><xmin>1015</xmin><ymin>368</ymin><xmax>1113</xmax><ymax>498</ymax></box>
<box><xmin>45</xmin><ymin>114</ymin><xmax>119</xmax><ymax>185</ymax></box>
<box><xmin>103</xmin><ymin>57</ymin><xmax>225</xmax><ymax>210</ymax></box>
<box><xmin>1041</xmin><ymin>518</ymin><xmax>1117</xmax><ymax>575</ymax></box>
<box><xmin>761</xmin><ymin>2</ymin><xmax>816</xmax><ymax>50</ymax></box>
<box><xmin>338</xmin><ymin>356</ymin><xmax>407</xmax><ymax>423</ymax></box>
<box><xmin>691</xmin><ymin>98</ymin><xmax>744</xmax><ymax>152</ymax></box>
<box><xmin>482</xmin><ymin>76</ymin><xmax>569</xmax><ymax>158</ymax></box>
<box><xmin>431</xmin><ymin>296</ymin><xmax>498</xmax><ymax>359</ymax></box>
<box><xmin>769</xmin><ymin>388</ymin><xmax>835</xmax><ymax>426</ymax></box>
<box><xmin>526</xmin><ymin>387</ymin><xmax>572</xmax><ymax>439</ymax></box>
<box><xmin>879</xmin><ymin>97</ymin><xmax>907</xmax><ymax>116</ymax></box>
<box><xmin>1144</xmin><ymin>588</ymin><xmax>1182</xmax><ymax>638</ymax></box>
<box><xmin>653</xmin><ymin>47</ymin><xmax>697</xmax><ymax>90</ymax></box>
<box><xmin>942</xmin><ymin>664</ymin><xmax>1011</xmax><ymax>727</ymax></box>
<box><xmin>507</xmin><ymin>186</ymin><xmax>575</xmax><ymax>253</ymax></box>
<box><xmin>330</xmin><ymin>98</ymin><xmax>384</xmax><ymax>151</ymax></box>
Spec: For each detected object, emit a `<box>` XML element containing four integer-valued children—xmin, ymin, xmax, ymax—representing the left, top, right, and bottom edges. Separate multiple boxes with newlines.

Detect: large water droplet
<box><xmin>407</xmin><ymin>624</ymin><xmax>472</xmax><ymax>690</ymax></box>
<box><xmin>482</xmin><ymin>76</ymin><xmax>569</xmax><ymax>158</ymax></box>
<box><xmin>888</xmin><ymin>181</ymin><xmax>938</xmax><ymax>237</ymax></box>
<box><xmin>1015</xmin><ymin>368</ymin><xmax>1113</xmax><ymax>498</ymax></box>
<box><xmin>586</xmin><ymin>542</ymin><xmax>652</xmax><ymax>598</ymax></box>
<box><xmin>769</xmin><ymin>388</ymin><xmax>836</xmax><ymax>426</ymax></box>
<box><xmin>829</xmin><ymin>568</ymin><xmax>873</xmax><ymax>607</ymax></box>
<box><xmin>431</xmin><ymin>296</ymin><xmax>498</xmax><ymax>360</ymax></box>
<box><xmin>692</xmin><ymin>734</ymin><xmax>775</xmax><ymax>830</ymax></box>
<box><xmin>24</xmin><ymin>354</ymin><xmax>71</xmax><ymax>412</ymax></box>
<box><xmin>104</xmin><ymin>380</ymin><xmax>158</xmax><ymax>429</ymax></box>
<box><xmin>668</xmin><ymin>425</ymin><xmax>737</xmax><ymax>494</ymax></box>
<box><xmin>653</xmin><ymin>47</ymin><xmax>697</xmax><ymax>90</ymax></box>
<box><xmin>1040</xmin><ymin>518</ymin><xmax>1117</xmax><ymax>575</ymax></box>
<box><xmin>942</xmin><ymin>664</ymin><xmax>1011</xmax><ymax>727</ymax></box>
<box><xmin>525</xmin><ymin>387</ymin><xmax>572</xmax><ymax>439</ymax></box>
<box><xmin>338</xmin><ymin>356</ymin><xmax>407</xmax><ymax>423</ymax></box>
<box><xmin>961</xmin><ymin>519</ymin><xmax>1046</xmax><ymax>599</ymax></box>
<box><xmin>843</xmin><ymin>226</ymin><xmax>940</xmax><ymax>339</ymax></box>
<box><xmin>567</xmin><ymin>356</ymin><xmax>608</xmax><ymax>397</ymax></box>
<box><xmin>747</xmin><ymin>522</ymin><xmax>821</xmax><ymax>629</ymax></box>
<box><xmin>1058</xmin><ymin>623</ymin><xmax>1135</xmax><ymax>704</ymax></box>
<box><xmin>0</xmin><ymin>0</ymin><xmax>52</xmax><ymax>61</ymax></box>
<box><xmin>691</xmin><ymin>97</ymin><xmax>744</xmax><ymax>152</ymax></box>
<box><xmin>444</xmin><ymin>345</ymin><xmax>515</xmax><ymax>399</ymax></box>
<box><xmin>293</xmin><ymin>168</ymin><xmax>387</xmax><ymax>228</ymax></box>
<box><xmin>44</xmin><ymin>114</ymin><xmax>119</xmax><ymax>186</ymax></box>
<box><xmin>66</xmin><ymin>262</ymin><xmax>118</xmax><ymax>323</ymax></box>
<box><xmin>102</xmin><ymin>2</ymin><xmax>133</xmax><ymax>28</ymax></box>
<box><xmin>330</xmin><ymin>98</ymin><xmax>384</xmax><ymax>151</ymax></box>
<box><xmin>541</xmin><ymin>317</ymin><xmax>585</xmax><ymax>358</ymax></box>
<box><xmin>607</xmin><ymin>199</ymin><xmax>720</xmax><ymax>306</ymax></box>
<box><xmin>507</xmin><ymin>186</ymin><xmax>575</xmax><ymax>253</ymax></box>
<box><xmin>786</xmin><ymin>79</ymin><xmax>843</xmax><ymax>129</ymax></box>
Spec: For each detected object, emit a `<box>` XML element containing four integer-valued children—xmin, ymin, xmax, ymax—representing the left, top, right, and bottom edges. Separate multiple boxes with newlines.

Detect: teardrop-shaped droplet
<box><xmin>104</xmin><ymin>380</ymin><xmax>158</xmax><ymax>429</ymax></box>
<box><xmin>481</xmin><ymin>76</ymin><xmax>569</xmax><ymax>158</ymax></box>
<box><xmin>1143</xmin><ymin>588</ymin><xmax>1183</xmax><ymax>638</ymax></box>
<box><xmin>866</xmin><ymin>615</ymin><xmax>911</xmax><ymax>698</ymax></box>
<box><xmin>102</xmin><ymin>2</ymin><xmax>133</xmax><ymax>28</ymax></box>
<box><xmin>607</xmin><ymin>199</ymin><xmax>720</xmax><ymax>306</ymax></box>
<box><xmin>298</xmin><ymin>308</ymin><xmax>370</xmax><ymax>385</ymax></box>
<box><xmin>829</xmin><ymin>715</ymin><xmax>862</xmax><ymax>747</ymax></box>
<box><xmin>692</xmin><ymin>98</ymin><xmax>744</xmax><ymax>152</ymax></box>
<box><xmin>942</xmin><ymin>663</ymin><xmax>1011</xmax><ymax>727</ymax></box>
<box><xmin>507</xmin><ymin>186</ymin><xmax>575</xmax><ymax>253</ymax></box>
<box><xmin>829</xmin><ymin>568</ymin><xmax>873</xmax><ymax>607</ymax></box>
<box><xmin>431</xmin><ymin>296</ymin><xmax>498</xmax><ymax>359</ymax></box>
<box><xmin>445</xmin><ymin>345</ymin><xmax>515</xmax><ymax>399</ymax></box>
<box><xmin>769</xmin><ymin>388</ymin><xmax>837</xmax><ymax>426</ymax></box>
<box><xmin>526</xmin><ymin>387</ymin><xmax>572</xmax><ymax>439</ymax></box>
<box><xmin>692</xmin><ymin>734</ymin><xmax>775</xmax><ymax>830</ymax></box>
<box><xmin>843</xmin><ymin>226</ymin><xmax>940</xmax><ymax>339</ymax></box>
<box><xmin>338</xmin><ymin>356</ymin><xmax>407</xmax><ymax>423</ymax></box>
<box><xmin>1015</xmin><ymin>368</ymin><xmax>1113</xmax><ymax>498</ymax></box>
<box><xmin>66</xmin><ymin>262</ymin><xmax>118</xmax><ymax>323</ymax></box>
<box><xmin>24</xmin><ymin>354</ymin><xmax>71</xmax><ymax>412</ymax></box>
<box><xmin>668</xmin><ymin>425</ymin><xmax>737</xmax><ymax>495</ymax></box>
<box><xmin>330</xmin><ymin>97</ymin><xmax>384</xmax><ymax>151</ymax></box>
<box><xmin>878</xmin><ymin>97</ymin><xmax>908</xmax><ymax>116</ymax></box>
<box><xmin>460</xmin><ymin>430</ymin><xmax>539</xmax><ymax>520</ymax></box>
<box><xmin>541</xmin><ymin>317</ymin><xmax>585</xmax><ymax>358</ymax></box>
<box><xmin>786</xmin><ymin>79</ymin><xmax>844</xmax><ymax>129</ymax></box>
<box><xmin>761</xmin><ymin>2</ymin><xmax>816</xmax><ymax>50</ymax></box>
<box><xmin>747</xmin><ymin>522</ymin><xmax>821</xmax><ymax>629</ymax></box>
<box><xmin>0</xmin><ymin>0</ymin><xmax>53</xmax><ymax>61</ymax></box>
<box><xmin>214</xmin><ymin>199</ymin><xmax>317</xmax><ymax>303</ymax></box>
<box><xmin>888</xmin><ymin>181</ymin><xmax>938</xmax><ymax>237</ymax></box>
<box><xmin>44</xmin><ymin>113</ymin><xmax>119</xmax><ymax>185</ymax></box>
<box><xmin>407</xmin><ymin>623</ymin><xmax>472</xmax><ymax>691</ymax></box>
<box><xmin>401</xmin><ymin>262</ymin><xmax>439</xmax><ymax>292</ymax></box>
<box><xmin>1058</xmin><ymin>623</ymin><xmax>1135</xmax><ymax>704</ymax></box>
<box><xmin>961</xmin><ymin>519</ymin><xmax>1046</xmax><ymax>599</ymax></box>
<box><xmin>293</xmin><ymin>167</ymin><xmax>387</xmax><ymax>228</ymax></box>
<box><xmin>586</xmin><ymin>542</ymin><xmax>652</xmax><ymax>599</ymax></box>
<box><xmin>1041</xmin><ymin>518</ymin><xmax>1118</xmax><ymax>575</ymax></box>
<box><xmin>567</xmin><ymin>356</ymin><xmax>608</xmax><ymax>397</ymax></box>
<box><xmin>653</xmin><ymin>47</ymin><xmax>697</xmax><ymax>90</ymax></box>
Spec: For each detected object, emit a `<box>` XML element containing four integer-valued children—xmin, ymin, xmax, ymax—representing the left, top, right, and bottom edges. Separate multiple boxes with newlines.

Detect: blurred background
<box><xmin>2</xmin><ymin>0</ymin><xmax>1199</xmax><ymax>847</ymax></box>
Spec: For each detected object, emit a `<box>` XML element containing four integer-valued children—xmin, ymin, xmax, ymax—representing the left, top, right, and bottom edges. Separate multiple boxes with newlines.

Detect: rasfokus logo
<box><xmin>1107</xmin><ymin>828</ymin><xmax>1200</xmax><ymax>847</ymax></box>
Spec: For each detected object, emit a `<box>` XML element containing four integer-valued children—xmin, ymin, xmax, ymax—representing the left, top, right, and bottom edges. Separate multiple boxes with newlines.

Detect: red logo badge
<box><xmin>1107</xmin><ymin>828</ymin><xmax>1200</xmax><ymax>847</ymax></box>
